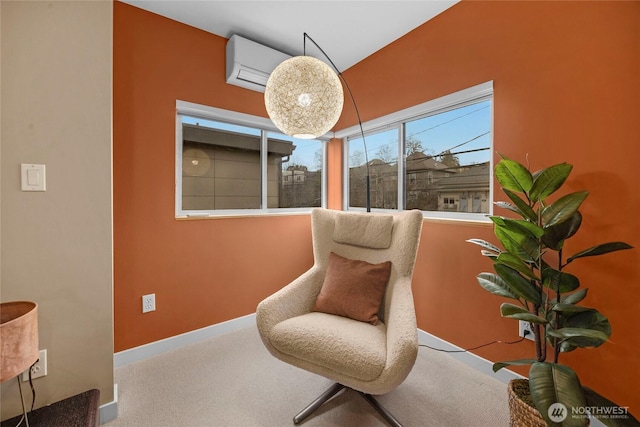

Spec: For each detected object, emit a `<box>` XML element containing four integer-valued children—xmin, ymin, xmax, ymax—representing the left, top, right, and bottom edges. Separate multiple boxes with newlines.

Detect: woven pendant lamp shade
<box><xmin>265</xmin><ymin>56</ymin><xmax>344</xmax><ymax>139</ymax></box>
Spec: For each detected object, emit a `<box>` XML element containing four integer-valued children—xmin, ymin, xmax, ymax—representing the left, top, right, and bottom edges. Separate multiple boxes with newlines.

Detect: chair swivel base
<box><xmin>293</xmin><ymin>383</ymin><xmax>403</xmax><ymax>427</ymax></box>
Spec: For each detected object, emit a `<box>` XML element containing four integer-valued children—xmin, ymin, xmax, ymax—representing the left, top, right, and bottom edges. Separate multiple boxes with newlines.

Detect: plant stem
<box><xmin>554</xmin><ymin>249</ymin><xmax>564</xmax><ymax>363</ymax></box>
<box><xmin>535</xmin><ymin>199</ymin><xmax>546</xmax><ymax>362</ymax></box>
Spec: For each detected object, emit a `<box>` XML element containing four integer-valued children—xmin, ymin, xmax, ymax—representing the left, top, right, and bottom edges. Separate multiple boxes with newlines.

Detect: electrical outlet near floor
<box><xmin>22</xmin><ymin>349</ymin><xmax>47</xmax><ymax>381</ymax></box>
<box><xmin>519</xmin><ymin>320</ymin><xmax>535</xmax><ymax>341</ymax></box>
<box><xmin>142</xmin><ymin>293</ymin><xmax>156</xmax><ymax>313</ymax></box>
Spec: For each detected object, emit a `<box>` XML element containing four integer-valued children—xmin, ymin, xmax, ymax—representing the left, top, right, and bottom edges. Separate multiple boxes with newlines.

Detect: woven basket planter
<box><xmin>508</xmin><ymin>379</ymin><xmax>591</xmax><ymax>427</ymax></box>
<box><xmin>508</xmin><ymin>379</ymin><xmax>547</xmax><ymax>427</ymax></box>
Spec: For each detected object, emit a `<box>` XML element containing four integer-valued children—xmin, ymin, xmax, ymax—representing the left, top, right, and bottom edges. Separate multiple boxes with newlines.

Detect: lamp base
<box><xmin>17</xmin><ymin>375</ymin><xmax>31</xmax><ymax>427</ymax></box>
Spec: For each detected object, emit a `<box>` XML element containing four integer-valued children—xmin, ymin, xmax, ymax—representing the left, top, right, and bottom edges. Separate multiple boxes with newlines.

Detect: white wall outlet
<box><xmin>142</xmin><ymin>293</ymin><xmax>156</xmax><ymax>313</ymax></box>
<box><xmin>22</xmin><ymin>349</ymin><xmax>47</xmax><ymax>381</ymax></box>
<box><xmin>519</xmin><ymin>320</ymin><xmax>535</xmax><ymax>341</ymax></box>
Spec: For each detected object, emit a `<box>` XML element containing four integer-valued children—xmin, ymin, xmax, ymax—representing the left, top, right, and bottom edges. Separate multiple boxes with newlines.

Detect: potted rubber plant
<box><xmin>467</xmin><ymin>155</ymin><xmax>635</xmax><ymax>427</ymax></box>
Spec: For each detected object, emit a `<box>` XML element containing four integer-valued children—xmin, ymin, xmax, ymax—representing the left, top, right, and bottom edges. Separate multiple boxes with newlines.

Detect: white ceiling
<box><xmin>120</xmin><ymin>0</ymin><xmax>459</xmax><ymax>71</ymax></box>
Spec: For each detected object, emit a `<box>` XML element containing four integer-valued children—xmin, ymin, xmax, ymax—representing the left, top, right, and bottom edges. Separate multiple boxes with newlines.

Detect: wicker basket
<box><xmin>508</xmin><ymin>379</ymin><xmax>590</xmax><ymax>427</ymax></box>
<box><xmin>508</xmin><ymin>379</ymin><xmax>547</xmax><ymax>427</ymax></box>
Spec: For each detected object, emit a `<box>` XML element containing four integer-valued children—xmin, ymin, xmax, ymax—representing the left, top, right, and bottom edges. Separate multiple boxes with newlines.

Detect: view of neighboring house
<box><xmin>281</xmin><ymin>166</ymin><xmax>322</xmax><ymax>208</ymax></box>
<box><xmin>433</xmin><ymin>162</ymin><xmax>490</xmax><ymax>213</ymax></box>
<box><xmin>349</xmin><ymin>151</ymin><xmax>490</xmax><ymax>213</ymax></box>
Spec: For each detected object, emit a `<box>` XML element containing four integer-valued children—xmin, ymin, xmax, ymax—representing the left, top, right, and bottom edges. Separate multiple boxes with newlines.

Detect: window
<box><xmin>339</xmin><ymin>82</ymin><xmax>493</xmax><ymax>221</ymax></box>
<box><xmin>176</xmin><ymin>101</ymin><xmax>326</xmax><ymax>216</ymax></box>
<box><xmin>442</xmin><ymin>197</ymin><xmax>457</xmax><ymax>210</ymax></box>
<box><xmin>268</xmin><ymin>131</ymin><xmax>324</xmax><ymax>209</ymax></box>
<box><xmin>348</xmin><ymin>128</ymin><xmax>399</xmax><ymax>210</ymax></box>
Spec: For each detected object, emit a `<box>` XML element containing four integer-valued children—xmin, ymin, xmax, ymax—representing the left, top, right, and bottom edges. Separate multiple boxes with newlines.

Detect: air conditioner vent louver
<box><xmin>225</xmin><ymin>35</ymin><xmax>290</xmax><ymax>93</ymax></box>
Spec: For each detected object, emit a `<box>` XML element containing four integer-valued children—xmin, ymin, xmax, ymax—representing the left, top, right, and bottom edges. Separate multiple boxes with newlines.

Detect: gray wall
<box><xmin>1</xmin><ymin>0</ymin><xmax>114</xmax><ymax>419</ymax></box>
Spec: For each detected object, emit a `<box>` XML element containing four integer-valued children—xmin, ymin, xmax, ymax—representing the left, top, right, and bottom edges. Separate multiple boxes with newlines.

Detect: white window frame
<box><xmin>175</xmin><ymin>100</ymin><xmax>328</xmax><ymax>218</ymax></box>
<box><xmin>336</xmin><ymin>81</ymin><xmax>494</xmax><ymax>222</ymax></box>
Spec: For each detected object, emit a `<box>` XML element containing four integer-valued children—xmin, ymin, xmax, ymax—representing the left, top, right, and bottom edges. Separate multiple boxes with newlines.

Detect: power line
<box><xmin>349</xmin><ymin>141</ymin><xmax>491</xmax><ymax>168</ymax></box>
<box><xmin>435</xmin><ymin>132</ymin><xmax>490</xmax><ymax>157</ymax></box>
<box><xmin>407</xmin><ymin>104</ymin><xmax>490</xmax><ymax>139</ymax></box>
<box><xmin>347</xmin><ymin>103</ymin><xmax>490</xmax><ymax>157</ymax></box>
<box><xmin>349</xmin><ymin>130</ymin><xmax>491</xmax><ymax>166</ymax></box>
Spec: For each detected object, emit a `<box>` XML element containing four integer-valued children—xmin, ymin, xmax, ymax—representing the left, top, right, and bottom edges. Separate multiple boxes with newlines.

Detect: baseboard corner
<box><xmin>99</xmin><ymin>383</ymin><xmax>118</xmax><ymax>425</ymax></box>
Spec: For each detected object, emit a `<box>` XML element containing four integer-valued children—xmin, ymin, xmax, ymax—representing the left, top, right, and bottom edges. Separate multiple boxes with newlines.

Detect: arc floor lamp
<box><xmin>264</xmin><ymin>33</ymin><xmax>371</xmax><ymax>212</ymax></box>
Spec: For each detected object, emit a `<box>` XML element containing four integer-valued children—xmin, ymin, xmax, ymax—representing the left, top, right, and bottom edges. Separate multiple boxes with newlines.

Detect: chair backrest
<box><xmin>310</xmin><ymin>209</ymin><xmax>423</xmax><ymax>319</ymax></box>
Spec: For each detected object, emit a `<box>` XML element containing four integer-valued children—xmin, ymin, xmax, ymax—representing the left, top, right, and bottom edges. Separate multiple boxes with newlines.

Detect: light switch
<box><xmin>21</xmin><ymin>164</ymin><xmax>46</xmax><ymax>191</ymax></box>
<box><xmin>27</xmin><ymin>169</ymin><xmax>40</xmax><ymax>186</ymax></box>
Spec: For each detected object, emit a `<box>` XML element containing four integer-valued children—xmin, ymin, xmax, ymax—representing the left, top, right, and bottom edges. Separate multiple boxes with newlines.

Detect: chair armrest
<box><xmin>256</xmin><ymin>267</ymin><xmax>325</xmax><ymax>341</ymax></box>
<box><xmin>378</xmin><ymin>276</ymin><xmax>419</xmax><ymax>392</ymax></box>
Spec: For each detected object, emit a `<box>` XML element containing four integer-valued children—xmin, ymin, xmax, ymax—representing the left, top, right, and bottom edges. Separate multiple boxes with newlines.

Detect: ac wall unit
<box><xmin>225</xmin><ymin>35</ymin><xmax>290</xmax><ymax>93</ymax></box>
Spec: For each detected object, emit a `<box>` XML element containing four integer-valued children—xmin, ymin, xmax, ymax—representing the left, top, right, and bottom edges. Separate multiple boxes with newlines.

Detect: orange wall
<box><xmin>113</xmin><ymin>2</ymin><xmax>315</xmax><ymax>350</ymax></box>
<box><xmin>114</xmin><ymin>0</ymin><xmax>639</xmax><ymax>414</ymax></box>
<box><xmin>337</xmin><ymin>0</ymin><xmax>639</xmax><ymax>414</ymax></box>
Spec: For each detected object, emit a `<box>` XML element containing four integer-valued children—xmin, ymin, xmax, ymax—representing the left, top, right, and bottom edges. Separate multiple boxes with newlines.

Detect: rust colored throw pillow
<box><xmin>312</xmin><ymin>252</ymin><xmax>392</xmax><ymax>325</ymax></box>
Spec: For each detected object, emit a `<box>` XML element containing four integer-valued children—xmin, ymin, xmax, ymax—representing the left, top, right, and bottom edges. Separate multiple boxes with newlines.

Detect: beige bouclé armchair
<box><xmin>256</xmin><ymin>208</ymin><xmax>423</xmax><ymax>426</ymax></box>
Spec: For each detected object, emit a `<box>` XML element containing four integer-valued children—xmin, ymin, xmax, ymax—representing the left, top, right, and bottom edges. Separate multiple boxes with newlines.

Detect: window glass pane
<box><xmin>404</xmin><ymin>100</ymin><xmax>491</xmax><ymax>213</ymax></box>
<box><xmin>348</xmin><ymin>128</ymin><xmax>398</xmax><ymax>209</ymax></box>
<box><xmin>177</xmin><ymin>107</ymin><xmax>326</xmax><ymax>215</ymax></box>
<box><xmin>267</xmin><ymin>132</ymin><xmax>323</xmax><ymax>208</ymax></box>
<box><xmin>181</xmin><ymin>117</ymin><xmax>262</xmax><ymax>210</ymax></box>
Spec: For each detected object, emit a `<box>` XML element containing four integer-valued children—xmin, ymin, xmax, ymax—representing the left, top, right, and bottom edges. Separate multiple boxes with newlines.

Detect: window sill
<box><xmin>421</xmin><ymin>211</ymin><xmax>492</xmax><ymax>224</ymax></box>
<box><xmin>176</xmin><ymin>209</ymin><xmax>314</xmax><ymax>220</ymax></box>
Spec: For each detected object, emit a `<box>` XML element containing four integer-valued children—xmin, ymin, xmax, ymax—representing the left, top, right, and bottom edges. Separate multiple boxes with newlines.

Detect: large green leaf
<box><xmin>502</xmin><ymin>188</ymin><xmax>537</xmax><ymax>222</ymax></box>
<box><xmin>529</xmin><ymin>362</ymin><xmax>588</xmax><ymax>427</ymax></box>
<box><xmin>547</xmin><ymin>327</ymin><xmax>610</xmax><ymax>343</ymax></box>
<box><xmin>494</xmin><ymin>201</ymin><xmax>522</xmax><ymax>217</ymax></box>
<box><xmin>494</xmin><ymin>264</ymin><xmax>542</xmax><ymax>304</ymax></box>
<box><xmin>495</xmin><ymin>158</ymin><xmax>533</xmax><ymax>194</ymax></box>
<box><xmin>541</xmin><ymin>192</ymin><xmax>589</xmax><ymax>228</ymax></box>
<box><xmin>582</xmin><ymin>387</ymin><xmax>640</xmax><ymax>427</ymax></box>
<box><xmin>542</xmin><ymin>211</ymin><xmax>582</xmax><ymax>251</ymax></box>
<box><xmin>501</xmin><ymin>303</ymin><xmax>548</xmax><ymax>323</ymax></box>
<box><xmin>496</xmin><ymin>252</ymin><xmax>538</xmax><ymax>280</ymax></box>
<box><xmin>560</xmin><ymin>289</ymin><xmax>588</xmax><ymax>305</ymax></box>
<box><xmin>497</xmin><ymin>217</ymin><xmax>545</xmax><ymax>238</ymax></box>
<box><xmin>550</xmin><ymin>303</ymin><xmax>593</xmax><ymax>315</ymax></box>
<box><xmin>561</xmin><ymin>310</ymin><xmax>611</xmax><ymax>348</ymax></box>
<box><xmin>529</xmin><ymin>163</ymin><xmax>573</xmax><ymax>203</ymax></box>
<box><xmin>494</xmin><ymin>223</ymin><xmax>541</xmax><ymax>262</ymax></box>
<box><xmin>476</xmin><ymin>273</ymin><xmax>518</xmax><ymax>300</ymax></box>
<box><xmin>558</xmin><ymin>341</ymin><xmax>578</xmax><ymax>353</ymax></box>
<box><xmin>567</xmin><ymin>242</ymin><xmax>634</xmax><ymax>264</ymax></box>
<box><xmin>465</xmin><ymin>238</ymin><xmax>502</xmax><ymax>255</ymax></box>
<box><xmin>543</xmin><ymin>268</ymin><xmax>580</xmax><ymax>293</ymax></box>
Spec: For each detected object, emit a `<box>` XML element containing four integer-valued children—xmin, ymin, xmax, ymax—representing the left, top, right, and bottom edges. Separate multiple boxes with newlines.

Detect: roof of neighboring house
<box><xmin>350</xmin><ymin>158</ymin><xmax>397</xmax><ymax>176</ymax></box>
<box><xmin>406</xmin><ymin>152</ymin><xmax>449</xmax><ymax>171</ymax></box>
<box><xmin>433</xmin><ymin>163</ymin><xmax>490</xmax><ymax>191</ymax></box>
<box><xmin>183</xmin><ymin>124</ymin><xmax>295</xmax><ymax>157</ymax></box>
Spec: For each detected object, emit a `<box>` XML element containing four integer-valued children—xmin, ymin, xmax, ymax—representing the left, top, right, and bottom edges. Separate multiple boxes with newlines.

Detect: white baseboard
<box><xmin>114</xmin><ymin>313</ymin><xmax>257</xmax><ymax>367</ymax></box>
<box><xmin>417</xmin><ymin>328</ymin><xmax>525</xmax><ymax>384</ymax></box>
<box><xmin>99</xmin><ymin>383</ymin><xmax>118</xmax><ymax>425</ymax></box>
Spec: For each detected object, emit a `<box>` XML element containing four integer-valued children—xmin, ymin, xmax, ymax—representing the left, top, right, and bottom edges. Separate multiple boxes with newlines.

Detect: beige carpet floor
<box><xmin>105</xmin><ymin>325</ymin><xmax>509</xmax><ymax>427</ymax></box>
